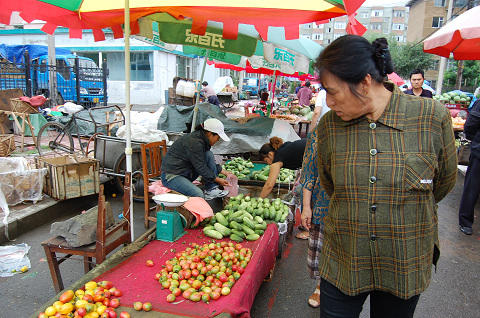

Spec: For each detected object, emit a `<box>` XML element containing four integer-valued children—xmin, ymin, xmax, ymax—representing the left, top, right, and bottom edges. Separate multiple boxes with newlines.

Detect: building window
<box><xmin>326</xmin><ymin>27</ymin><xmax>332</xmax><ymax>33</ymax></box>
<box><xmin>394</xmin><ymin>11</ymin><xmax>405</xmax><ymax>18</ymax></box>
<box><xmin>105</xmin><ymin>51</ymin><xmax>153</xmax><ymax>81</ymax></box>
<box><xmin>434</xmin><ymin>0</ymin><xmax>446</xmax><ymax>6</ymax></box>
<box><xmin>176</xmin><ymin>56</ymin><xmax>197</xmax><ymax>79</ymax></box>
<box><xmin>430</xmin><ymin>59</ymin><xmax>440</xmax><ymax>71</ymax></box>
<box><xmin>361</xmin><ymin>12</ymin><xmax>369</xmax><ymax>18</ymax></box>
<box><xmin>313</xmin><ymin>34</ymin><xmax>323</xmax><ymax>40</ymax></box>
<box><xmin>454</xmin><ymin>0</ymin><xmax>467</xmax><ymax>7</ymax></box>
<box><xmin>392</xmin><ymin>23</ymin><xmax>404</xmax><ymax>30</ymax></box>
<box><xmin>372</xmin><ymin>10</ymin><xmax>383</xmax><ymax>17</ymax></box>
<box><xmin>326</xmin><ymin>39</ymin><xmax>331</xmax><ymax>44</ymax></box>
<box><xmin>432</xmin><ymin>17</ymin><xmax>444</xmax><ymax>28</ymax></box>
<box><xmin>303</xmin><ymin>35</ymin><xmax>311</xmax><ymax>39</ymax></box>
<box><xmin>313</xmin><ymin>22</ymin><xmax>323</xmax><ymax>28</ymax></box>
<box><xmin>384</xmin><ymin>17</ymin><xmax>390</xmax><ymax>22</ymax></box>
<box><xmin>395</xmin><ymin>35</ymin><xmax>403</xmax><ymax>42</ymax></box>
<box><xmin>371</xmin><ymin>23</ymin><xmax>382</xmax><ymax>30</ymax></box>
<box><xmin>384</xmin><ymin>29</ymin><xmax>390</xmax><ymax>34</ymax></box>
<box><xmin>334</xmin><ymin>21</ymin><xmax>346</xmax><ymax>29</ymax></box>
<box><xmin>303</xmin><ymin>24</ymin><xmax>312</xmax><ymax>29</ymax></box>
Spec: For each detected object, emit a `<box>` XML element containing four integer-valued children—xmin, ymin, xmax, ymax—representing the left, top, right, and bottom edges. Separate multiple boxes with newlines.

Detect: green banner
<box><xmin>151</xmin><ymin>14</ymin><xmax>257</xmax><ymax>57</ymax></box>
<box><xmin>182</xmin><ymin>46</ymin><xmax>242</xmax><ymax>65</ymax></box>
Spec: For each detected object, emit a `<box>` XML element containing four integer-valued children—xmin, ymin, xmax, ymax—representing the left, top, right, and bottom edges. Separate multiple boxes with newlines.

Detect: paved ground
<box><xmin>1</xmin><ymin>102</ymin><xmax>479</xmax><ymax>317</ymax></box>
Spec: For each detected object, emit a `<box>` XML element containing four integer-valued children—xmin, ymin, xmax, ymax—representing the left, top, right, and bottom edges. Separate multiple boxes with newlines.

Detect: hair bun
<box><xmin>371</xmin><ymin>38</ymin><xmax>393</xmax><ymax>77</ymax></box>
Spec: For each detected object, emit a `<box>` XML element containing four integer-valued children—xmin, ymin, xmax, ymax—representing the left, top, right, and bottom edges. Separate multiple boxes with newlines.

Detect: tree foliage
<box><xmin>363</xmin><ymin>33</ymin><xmax>433</xmax><ymax>79</ymax></box>
<box><xmin>443</xmin><ymin>60</ymin><xmax>480</xmax><ymax>87</ymax></box>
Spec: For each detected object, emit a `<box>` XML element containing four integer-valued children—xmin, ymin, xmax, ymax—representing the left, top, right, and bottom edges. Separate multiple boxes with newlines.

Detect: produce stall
<box><xmin>33</xmin><ymin>224</ymin><xmax>279</xmax><ymax>318</ymax></box>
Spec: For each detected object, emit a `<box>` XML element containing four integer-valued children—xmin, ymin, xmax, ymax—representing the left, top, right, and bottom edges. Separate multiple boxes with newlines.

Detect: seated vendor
<box><xmin>161</xmin><ymin>118</ymin><xmax>233</xmax><ymax>200</ymax></box>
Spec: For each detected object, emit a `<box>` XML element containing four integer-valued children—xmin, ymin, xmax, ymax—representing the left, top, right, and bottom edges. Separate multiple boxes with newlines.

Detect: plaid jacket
<box><xmin>316</xmin><ymin>84</ymin><xmax>457</xmax><ymax>299</ymax></box>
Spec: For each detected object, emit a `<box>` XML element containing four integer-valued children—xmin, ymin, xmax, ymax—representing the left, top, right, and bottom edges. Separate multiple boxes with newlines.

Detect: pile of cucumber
<box><xmin>250</xmin><ymin>165</ymin><xmax>296</xmax><ymax>183</ymax></box>
<box><xmin>221</xmin><ymin>157</ymin><xmax>255</xmax><ymax>179</ymax></box>
<box><xmin>200</xmin><ymin>194</ymin><xmax>290</xmax><ymax>242</ymax></box>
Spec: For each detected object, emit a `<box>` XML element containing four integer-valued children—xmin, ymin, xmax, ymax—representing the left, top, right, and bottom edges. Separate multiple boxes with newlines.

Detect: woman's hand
<box><xmin>301</xmin><ymin>205</ymin><xmax>313</xmax><ymax>231</ymax></box>
<box><xmin>216</xmin><ymin>177</ymin><xmax>230</xmax><ymax>187</ymax></box>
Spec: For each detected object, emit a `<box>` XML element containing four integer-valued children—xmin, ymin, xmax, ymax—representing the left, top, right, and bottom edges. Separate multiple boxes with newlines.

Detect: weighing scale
<box><xmin>152</xmin><ymin>193</ymin><xmax>189</xmax><ymax>242</ymax></box>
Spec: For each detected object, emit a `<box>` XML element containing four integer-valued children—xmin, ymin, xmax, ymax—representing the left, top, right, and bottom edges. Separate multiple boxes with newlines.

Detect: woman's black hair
<box><xmin>315</xmin><ymin>35</ymin><xmax>394</xmax><ymax>101</ymax></box>
<box><xmin>259</xmin><ymin>137</ymin><xmax>284</xmax><ymax>157</ymax></box>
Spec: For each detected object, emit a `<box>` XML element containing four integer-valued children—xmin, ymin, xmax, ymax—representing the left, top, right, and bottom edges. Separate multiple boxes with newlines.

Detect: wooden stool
<box><xmin>41</xmin><ymin>174</ymin><xmax>132</xmax><ymax>293</ymax></box>
<box><xmin>0</xmin><ymin>110</ymin><xmax>37</xmax><ymax>152</ymax></box>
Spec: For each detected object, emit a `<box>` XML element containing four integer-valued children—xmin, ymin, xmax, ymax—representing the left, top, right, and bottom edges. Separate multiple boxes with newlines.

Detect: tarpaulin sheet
<box><xmin>55</xmin><ymin>106</ymin><xmax>121</xmax><ymax>136</ymax></box>
<box><xmin>157</xmin><ymin>103</ymin><xmax>274</xmax><ymax>136</ymax></box>
<box><xmin>95</xmin><ymin>224</ymin><xmax>279</xmax><ymax>318</ymax></box>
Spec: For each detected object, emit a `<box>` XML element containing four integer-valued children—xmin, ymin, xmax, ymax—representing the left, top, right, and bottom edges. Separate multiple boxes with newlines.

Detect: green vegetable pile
<box><xmin>200</xmin><ymin>194</ymin><xmax>290</xmax><ymax>242</ymax></box>
<box><xmin>220</xmin><ymin>157</ymin><xmax>297</xmax><ymax>183</ymax></box>
<box><xmin>251</xmin><ymin>165</ymin><xmax>296</xmax><ymax>183</ymax></box>
<box><xmin>221</xmin><ymin>157</ymin><xmax>254</xmax><ymax>179</ymax></box>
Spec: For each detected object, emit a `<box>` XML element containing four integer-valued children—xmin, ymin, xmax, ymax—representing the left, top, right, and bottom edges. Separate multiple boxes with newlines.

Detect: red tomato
<box><xmin>237</xmin><ymin>267</ymin><xmax>245</xmax><ymax>274</ymax></box>
<box><xmin>119</xmin><ymin>311</ymin><xmax>131</xmax><ymax>318</ymax></box>
<box><xmin>210</xmin><ymin>291</ymin><xmax>221</xmax><ymax>300</ymax></box>
<box><xmin>166</xmin><ymin>294</ymin><xmax>176</xmax><ymax>302</ymax></box>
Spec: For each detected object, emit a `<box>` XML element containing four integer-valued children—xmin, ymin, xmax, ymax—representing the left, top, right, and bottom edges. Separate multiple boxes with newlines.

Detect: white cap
<box><xmin>203</xmin><ymin>118</ymin><xmax>230</xmax><ymax>141</ymax></box>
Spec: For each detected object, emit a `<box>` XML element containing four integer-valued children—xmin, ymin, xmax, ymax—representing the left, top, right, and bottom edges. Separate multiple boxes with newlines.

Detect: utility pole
<box><xmin>47</xmin><ymin>34</ymin><xmax>58</xmax><ymax>106</ymax></box>
<box><xmin>436</xmin><ymin>0</ymin><xmax>454</xmax><ymax>95</ymax></box>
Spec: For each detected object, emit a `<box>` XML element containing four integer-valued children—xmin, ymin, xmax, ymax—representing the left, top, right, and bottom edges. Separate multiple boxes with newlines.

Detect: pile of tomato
<box><xmin>154</xmin><ymin>241</ymin><xmax>253</xmax><ymax>303</ymax></box>
<box><xmin>38</xmin><ymin>280</ymin><xmax>131</xmax><ymax>318</ymax></box>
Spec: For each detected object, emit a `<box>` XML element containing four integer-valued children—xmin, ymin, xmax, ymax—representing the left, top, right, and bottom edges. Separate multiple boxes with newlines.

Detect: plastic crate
<box><xmin>35</xmin><ymin>155</ymin><xmax>100</xmax><ymax>200</ymax></box>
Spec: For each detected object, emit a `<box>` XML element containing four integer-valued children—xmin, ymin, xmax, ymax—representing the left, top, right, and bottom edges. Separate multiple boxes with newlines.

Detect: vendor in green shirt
<box><xmin>314</xmin><ymin>35</ymin><xmax>457</xmax><ymax>317</ymax></box>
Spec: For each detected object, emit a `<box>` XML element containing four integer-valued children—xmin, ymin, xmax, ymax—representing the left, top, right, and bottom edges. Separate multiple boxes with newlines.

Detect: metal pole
<box><xmin>125</xmin><ymin>0</ymin><xmax>134</xmax><ymax>241</ymax></box>
<box><xmin>436</xmin><ymin>0</ymin><xmax>454</xmax><ymax>95</ymax></box>
<box><xmin>47</xmin><ymin>34</ymin><xmax>58</xmax><ymax>105</ymax></box>
<box><xmin>191</xmin><ymin>50</ymin><xmax>209</xmax><ymax>132</ymax></box>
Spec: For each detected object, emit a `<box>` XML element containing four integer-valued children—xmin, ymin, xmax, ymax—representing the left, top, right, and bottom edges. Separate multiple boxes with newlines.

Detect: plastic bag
<box><xmin>224</xmin><ymin>174</ymin><xmax>239</xmax><ymax>197</ymax></box>
<box><xmin>148</xmin><ymin>180</ymin><xmax>171</xmax><ymax>195</ymax></box>
<box><xmin>0</xmin><ymin>243</ymin><xmax>31</xmax><ymax>277</ymax></box>
<box><xmin>63</xmin><ymin>102</ymin><xmax>84</xmax><ymax>114</ymax></box>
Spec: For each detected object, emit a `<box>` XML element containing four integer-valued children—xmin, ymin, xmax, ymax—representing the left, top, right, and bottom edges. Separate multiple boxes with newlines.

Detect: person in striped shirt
<box><xmin>313</xmin><ymin>35</ymin><xmax>457</xmax><ymax>318</ymax></box>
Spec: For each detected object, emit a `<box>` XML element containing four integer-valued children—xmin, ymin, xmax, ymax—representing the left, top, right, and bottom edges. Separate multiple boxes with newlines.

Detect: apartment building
<box><xmin>406</xmin><ymin>0</ymin><xmax>470</xmax><ymax>88</ymax></box>
<box><xmin>299</xmin><ymin>5</ymin><xmax>409</xmax><ymax>46</ymax></box>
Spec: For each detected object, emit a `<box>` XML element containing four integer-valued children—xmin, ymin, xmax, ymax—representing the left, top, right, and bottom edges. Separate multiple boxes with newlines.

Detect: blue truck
<box><xmin>242</xmin><ymin>77</ymin><xmax>268</xmax><ymax>96</ymax></box>
<box><xmin>0</xmin><ymin>44</ymin><xmax>106</xmax><ymax>106</ymax></box>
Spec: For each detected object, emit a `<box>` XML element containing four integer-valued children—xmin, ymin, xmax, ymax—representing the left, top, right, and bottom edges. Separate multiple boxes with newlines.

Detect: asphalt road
<box><xmin>1</xmin><ymin>172</ymin><xmax>480</xmax><ymax>318</ymax></box>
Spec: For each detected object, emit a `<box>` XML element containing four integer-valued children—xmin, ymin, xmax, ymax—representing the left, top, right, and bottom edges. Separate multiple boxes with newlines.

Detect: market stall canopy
<box><xmin>423</xmin><ymin>5</ymin><xmax>480</xmax><ymax>60</ymax></box>
<box><xmin>135</xmin><ymin>14</ymin><xmax>324</xmax><ymax>75</ymax></box>
<box><xmin>387</xmin><ymin>72</ymin><xmax>405</xmax><ymax>86</ymax></box>
<box><xmin>2</xmin><ymin>0</ymin><xmax>366</xmax><ymax>41</ymax></box>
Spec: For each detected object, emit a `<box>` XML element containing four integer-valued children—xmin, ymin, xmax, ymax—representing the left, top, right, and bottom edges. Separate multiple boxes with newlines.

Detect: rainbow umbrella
<box><xmin>2</xmin><ymin>1</ymin><xmax>366</xmax><ymax>41</ymax></box>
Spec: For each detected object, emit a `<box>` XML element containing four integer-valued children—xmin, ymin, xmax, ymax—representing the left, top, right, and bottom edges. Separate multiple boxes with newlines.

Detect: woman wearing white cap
<box><xmin>161</xmin><ymin>118</ymin><xmax>233</xmax><ymax>200</ymax></box>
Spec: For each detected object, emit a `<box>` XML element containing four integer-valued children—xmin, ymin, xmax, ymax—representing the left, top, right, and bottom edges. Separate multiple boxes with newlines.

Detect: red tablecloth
<box><xmin>96</xmin><ymin>224</ymin><xmax>279</xmax><ymax>318</ymax></box>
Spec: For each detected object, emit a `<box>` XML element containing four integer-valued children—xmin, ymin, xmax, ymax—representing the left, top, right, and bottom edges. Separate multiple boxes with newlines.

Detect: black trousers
<box><xmin>320</xmin><ymin>279</ymin><xmax>420</xmax><ymax>318</ymax></box>
<box><xmin>208</xmin><ymin>95</ymin><xmax>220</xmax><ymax>106</ymax></box>
<box><xmin>459</xmin><ymin>153</ymin><xmax>480</xmax><ymax>228</ymax></box>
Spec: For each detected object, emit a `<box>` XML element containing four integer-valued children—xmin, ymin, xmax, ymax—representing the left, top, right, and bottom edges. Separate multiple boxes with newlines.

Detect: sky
<box><xmin>362</xmin><ymin>0</ymin><xmax>409</xmax><ymax>6</ymax></box>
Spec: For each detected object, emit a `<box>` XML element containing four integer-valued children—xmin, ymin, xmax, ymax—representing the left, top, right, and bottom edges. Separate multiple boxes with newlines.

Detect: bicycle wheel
<box><xmin>113</xmin><ymin>147</ymin><xmax>145</xmax><ymax>202</ymax></box>
<box><xmin>37</xmin><ymin>122</ymin><xmax>75</xmax><ymax>157</ymax></box>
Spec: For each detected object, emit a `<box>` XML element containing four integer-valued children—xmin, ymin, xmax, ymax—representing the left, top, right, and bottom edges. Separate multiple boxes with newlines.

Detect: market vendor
<box><xmin>161</xmin><ymin>118</ymin><xmax>232</xmax><ymax>200</ymax></box>
<box><xmin>258</xmin><ymin>137</ymin><xmax>307</xmax><ymax>199</ymax></box>
<box><xmin>200</xmin><ymin>81</ymin><xmax>221</xmax><ymax>106</ymax></box>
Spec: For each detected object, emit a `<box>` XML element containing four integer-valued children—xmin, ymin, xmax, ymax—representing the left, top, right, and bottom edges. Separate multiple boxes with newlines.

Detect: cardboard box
<box><xmin>35</xmin><ymin>155</ymin><xmax>100</xmax><ymax>201</ymax></box>
<box><xmin>225</xmin><ymin>87</ymin><xmax>238</xmax><ymax>93</ymax></box>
